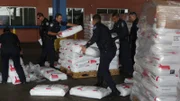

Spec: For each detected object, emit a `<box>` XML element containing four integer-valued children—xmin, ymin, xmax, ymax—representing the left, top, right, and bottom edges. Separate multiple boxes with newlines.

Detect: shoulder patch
<box><xmin>50</xmin><ymin>23</ymin><xmax>53</xmax><ymax>27</ymax></box>
<box><xmin>93</xmin><ymin>26</ymin><xmax>97</xmax><ymax>30</ymax></box>
<box><xmin>46</xmin><ymin>22</ymin><xmax>49</xmax><ymax>26</ymax></box>
<box><xmin>121</xmin><ymin>22</ymin><xmax>124</xmax><ymax>27</ymax></box>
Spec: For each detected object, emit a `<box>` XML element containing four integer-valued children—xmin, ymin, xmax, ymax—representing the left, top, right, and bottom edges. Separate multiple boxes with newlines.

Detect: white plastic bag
<box><xmin>57</xmin><ymin>25</ymin><xmax>83</xmax><ymax>38</ymax></box>
<box><xmin>142</xmin><ymin>78</ymin><xmax>177</xmax><ymax>96</ymax></box>
<box><xmin>124</xmin><ymin>78</ymin><xmax>134</xmax><ymax>84</ymax></box>
<box><xmin>40</xmin><ymin>67</ymin><xmax>67</xmax><ymax>81</ymax></box>
<box><xmin>147</xmin><ymin>72</ymin><xmax>179</xmax><ymax>86</ymax></box>
<box><xmin>70</xmin><ymin>86</ymin><xmax>111</xmax><ymax>99</ymax></box>
<box><xmin>130</xmin><ymin>89</ymin><xmax>149</xmax><ymax>101</ymax></box>
<box><xmin>9</xmin><ymin>60</ymin><xmax>30</xmax><ymax>85</ymax></box>
<box><xmin>108</xmin><ymin>83</ymin><xmax>133</xmax><ymax>97</ymax></box>
<box><xmin>30</xmin><ymin>84</ymin><xmax>69</xmax><ymax>96</ymax></box>
<box><xmin>73</xmin><ymin>45</ymin><xmax>100</xmax><ymax>57</ymax></box>
<box><xmin>38</xmin><ymin>38</ymin><xmax>42</xmax><ymax>46</ymax></box>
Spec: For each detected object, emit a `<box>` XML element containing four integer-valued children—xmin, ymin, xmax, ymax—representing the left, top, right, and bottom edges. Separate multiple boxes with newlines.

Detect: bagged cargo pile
<box><xmin>58</xmin><ymin>39</ymin><xmax>119</xmax><ymax>73</ymax></box>
<box><xmin>130</xmin><ymin>0</ymin><xmax>180</xmax><ymax>101</ymax></box>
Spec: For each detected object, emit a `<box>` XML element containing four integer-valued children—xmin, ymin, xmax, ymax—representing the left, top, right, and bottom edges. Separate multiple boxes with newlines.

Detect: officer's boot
<box><xmin>109</xmin><ymin>87</ymin><xmax>121</xmax><ymax>97</ymax></box>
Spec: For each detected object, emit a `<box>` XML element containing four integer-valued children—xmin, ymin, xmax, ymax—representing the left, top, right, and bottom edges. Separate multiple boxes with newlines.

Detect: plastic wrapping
<box><xmin>57</xmin><ymin>25</ymin><xmax>83</xmax><ymax>38</ymax></box>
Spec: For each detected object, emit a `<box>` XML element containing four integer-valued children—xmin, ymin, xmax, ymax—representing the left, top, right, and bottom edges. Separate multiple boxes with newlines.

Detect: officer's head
<box><xmin>112</xmin><ymin>13</ymin><xmax>120</xmax><ymax>23</ymax></box>
<box><xmin>55</xmin><ymin>13</ymin><xmax>63</xmax><ymax>23</ymax></box>
<box><xmin>129</xmin><ymin>12</ymin><xmax>137</xmax><ymax>22</ymax></box>
<box><xmin>92</xmin><ymin>14</ymin><xmax>101</xmax><ymax>25</ymax></box>
<box><xmin>3</xmin><ymin>26</ymin><xmax>10</xmax><ymax>33</ymax></box>
<box><xmin>37</xmin><ymin>12</ymin><xmax>44</xmax><ymax>21</ymax></box>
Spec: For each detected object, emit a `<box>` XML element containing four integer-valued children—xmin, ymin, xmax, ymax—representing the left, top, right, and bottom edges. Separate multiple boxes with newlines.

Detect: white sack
<box><xmin>70</xmin><ymin>86</ymin><xmax>111</xmax><ymax>99</ymax></box>
<box><xmin>40</xmin><ymin>67</ymin><xmax>67</xmax><ymax>81</ymax></box>
<box><xmin>142</xmin><ymin>78</ymin><xmax>177</xmax><ymax>96</ymax></box>
<box><xmin>38</xmin><ymin>38</ymin><xmax>42</xmax><ymax>46</ymax></box>
<box><xmin>57</xmin><ymin>25</ymin><xmax>83</xmax><ymax>38</ymax></box>
<box><xmin>124</xmin><ymin>78</ymin><xmax>134</xmax><ymax>84</ymax></box>
<box><xmin>30</xmin><ymin>84</ymin><xmax>69</xmax><ymax>96</ymax></box>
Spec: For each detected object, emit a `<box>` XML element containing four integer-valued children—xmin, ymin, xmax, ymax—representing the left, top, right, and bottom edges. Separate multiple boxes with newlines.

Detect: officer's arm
<box><xmin>117</xmin><ymin>21</ymin><xmax>129</xmax><ymax>39</ymax></box>
<box><xmin>61</xmin><ymin>21</ymin><xmax>77</xmax><ymax>27</ymax></box>
<box><xmin>85</xmin><ymin>28</ymin><xmax>100</xmax><ymax>48</ymax></box>
<box><xmin>48</xmin><ymin>31</ymin><xmax>57</xmax><ymax>36</ymax></box>
<box><xmin>67</xmin><ymin>23</ymin><xmax>78</xmax><ymax>27</ymax></box>
<box><xmin>110</xmin><ymin>24</ymin><xmax>116</xmax><ymax>33</ymax></box>
<box><xmin>48</xmin><ymin>23</ymin><xmax>58</xmax><ymax>36</ymax></box>
<box><xmin>15</xmin><ymin>35</ymin><xmax>21</xmax><ymax>51</ymax></box>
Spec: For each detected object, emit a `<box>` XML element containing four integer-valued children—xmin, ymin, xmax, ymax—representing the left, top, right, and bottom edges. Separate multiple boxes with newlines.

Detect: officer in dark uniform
<box><xmin>129</xmin><ymin>12</ymin><xmax>139</xmax><ymax>65</ymax></box>
<box><xmin>37</xmin><ymin>12</ymin><xmax>49</xmax><ymax>66</ymax></box>
<box><xmin>111</xmin><ymin>13</ymin><xmax>133</xmax><ymax>78</ymax></box>
<box><xmin>81</xmin><ymin>14</ymin><xmax>120</xmax><ymax>96</ymax></box>
<box><xmin>0</xmin><ymin>26</ymin><xmax>26</xmax><ymax>84</ymax></box>
<box><xmin>45</xmin><ymin>13</ymin><xmax>76</xmax><ymax>68</ymax></box>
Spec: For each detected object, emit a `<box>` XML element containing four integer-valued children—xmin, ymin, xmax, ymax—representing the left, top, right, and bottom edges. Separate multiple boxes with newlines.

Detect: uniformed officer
<box><xmin>81</xmin><ymin>14</ymin><xmax>120</xmax><ymax>96</ymax></box>
<box><xmin>0</xmin><ymin>26</ymin><xmax>26</xmax><ymax>84</ymax></box>
<box><xmin>111</xmin><ymin>13</ymin><xmax>133</xmax><ymax>78</ymax></box>
<box><xmin>129</xmin><ymin>12</ymin><xmax>139</xmax><ymax>65</ymax></box>
<box><xmin>45</xmin><ymin>13</ymin><xmax>76</xmax><ymax>68</ymax></box>
<box><xmin>37</xmin><ymin>12</ymin><xmax>49</xmax><ymax>66</ymax></box>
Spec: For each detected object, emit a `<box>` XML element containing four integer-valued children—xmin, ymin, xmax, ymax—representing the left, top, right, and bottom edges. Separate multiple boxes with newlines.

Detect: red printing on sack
<box><xmin>51</xmin><ymin>74</ymin><xmax>58</xmax><ymax>78</ymax></box>
<box><xmin>159</xmin><ymin>64</ymin><xmax>170</xmax><ymax>70</ymax></box>
<box><xmin>46</xmin><ymin>70</ymin><xmax>54</xmax><ymax>73</ymax></box>
<box><xmin>10</xmin><ymin>65</ymin><xmax>15</xmax><ymax>71</ymax></box>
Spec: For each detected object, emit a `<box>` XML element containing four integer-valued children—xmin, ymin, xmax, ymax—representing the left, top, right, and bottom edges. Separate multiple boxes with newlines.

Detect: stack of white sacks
<box><xmin>130</xmin><ymin>0</ymin><xmax>180</xmax><ymax>101</ymax></box>
<box><xmin>58</xmin><ymin>39</ymin><xmax>120</xmax><ymax>73</ymax></box>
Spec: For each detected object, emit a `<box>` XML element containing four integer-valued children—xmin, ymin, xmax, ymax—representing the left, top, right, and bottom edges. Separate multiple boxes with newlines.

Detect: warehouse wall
<box><xmin>0</xmin><ymin>0</ymin><xmax>147</xmax><ymax>42</ymax></box>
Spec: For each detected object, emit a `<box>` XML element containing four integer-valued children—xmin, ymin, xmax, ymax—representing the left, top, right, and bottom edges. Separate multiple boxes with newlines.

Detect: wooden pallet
<box><xmin>60</xmin><ymin>67</ymin><xmax>120</xmax><ymax>79</ymax></box>
<box><xmin>132</xmin><ymin>96</ymin><xmax>140</xmax><ymax>101</ymax></box>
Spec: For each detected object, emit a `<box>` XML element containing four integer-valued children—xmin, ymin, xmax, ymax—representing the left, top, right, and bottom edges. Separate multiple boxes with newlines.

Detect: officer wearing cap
<box><xmin>41</xmin><ymin>13</ymin><xmax>76</xmax><ymax>68</ymax></box>
<box><xmin>37</xmin><ymin>12</ymin><xmax>49</xmax><ymax>66</ymax></box>
<box><xmin>111</xmin><ymin>13</ymin><xmax>133</xmax><ymax>78</ymax></box>
<box><xmin>81</xmin><ymin>14</ymin><xmax>120</xmax><ymax>96</ymax></box>
<box><xmin>129</xmin><ymin>12</ymin><xmax>139</xmax><ymax>66</ymax></box>
<box><xmin>0</xmin><ymin>26</ymin><xmax>26</xmax><ymax>84</ymax></box>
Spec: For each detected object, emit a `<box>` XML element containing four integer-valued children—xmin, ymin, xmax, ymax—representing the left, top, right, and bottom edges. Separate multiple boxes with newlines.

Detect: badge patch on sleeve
<box><xmin>46</xmin><ymin>22</ymin><xmax>49</xmax><ymax>26</ymax></box>
<box><xmin>121</xmin><ymin>22</ymin><xmax>124</xmax><ymax>27</ymax></box>
<box><xmin>50</xmin><ymin>23</ymin><xmax>53</xmax><ymax>27</ymax></box>
<box><xmin>93</xmin><ymin>26</ymin><xmax>97</xmax><ymax>30</ymax></box>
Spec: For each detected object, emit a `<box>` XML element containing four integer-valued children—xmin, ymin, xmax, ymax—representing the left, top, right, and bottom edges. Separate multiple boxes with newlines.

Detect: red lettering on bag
<box><xmin>51</xmin><ymin>74</ymin><xmax>58</xmax><ymax>78</ymax></box>
<box><xmin>10</xmin><ymin>65</ymin><xmax>15</xmax><ymax>71</ymax></box>
<box><xmin>159</xmin><ymin>64</ymin><xmax>170</xmax><ymax>70</ymax></box>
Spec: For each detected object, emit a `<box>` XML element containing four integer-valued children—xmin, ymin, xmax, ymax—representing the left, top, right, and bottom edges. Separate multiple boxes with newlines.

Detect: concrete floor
<box><xmin>0</xmin><ymin>43</ymin><xmax>131</xmax><ymax>101</ymax></box>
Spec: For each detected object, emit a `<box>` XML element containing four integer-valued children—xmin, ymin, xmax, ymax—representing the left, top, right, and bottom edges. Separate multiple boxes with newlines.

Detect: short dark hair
<box><xmin>129</xmin><ymin>12</ymin><xmax>137</xmax><ymax>17</ymax></box>
<box><xmin>55</xmin><ymin>13</ymin><xmax>62</xmax><ymax>18</ymax></box>
<box><xmin>112</xmin><ymin>13</ymin><xmax>119</xmax><ymax>17</ymax></box>
<box><xmin>3</xmin><ymin>26</ymin><xmax>10</xmax><ymax>32</ymax></box>
<box><xmin>37</xmin><ymin>12</ymin><xmax>44</xmax><ymax>17</ymax></box>
<box><xmin>93</xmin><ymin>14</ymin><xmax>101</xmax><ymax>22</ymax></box>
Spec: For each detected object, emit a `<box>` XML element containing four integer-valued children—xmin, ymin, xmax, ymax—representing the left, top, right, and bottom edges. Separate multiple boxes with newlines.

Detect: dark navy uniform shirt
<box><xmin>0</xmin><ymin>32</ymin><xmax>21</xmax><ymax>52</ymax></box>
<box><xmin>85</xmin><ymin>22</ymin><xmax>116</xmax><ymax>52</ymax></box>
<box><xmin>48</xmin><ymin>19</ymin><xmax>67</xmax><ymax>40</ymax></box>
<box><xmin>130</xmin><ymin>18</ymin><xmax>139</xmax><ymax>42</ymax></box>
<box><xmin>110</xmin><ymin>19</ymin><xmax>129</xmax><ymax>41</ymax></box>
<box><xmin>39</xmin><ymin>18</ymin><xmax>49</xmax><ymax>37</ymax></box>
